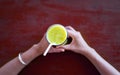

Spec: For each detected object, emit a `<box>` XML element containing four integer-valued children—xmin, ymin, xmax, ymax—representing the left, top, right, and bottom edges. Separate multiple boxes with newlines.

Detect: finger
<box><xmin>49</xmin><ymin>47</ymin><xmax>65</xmax><ymax>53</ymax></box>
<box><xmin>66</xmin><ymin>29</ymin><xmax>75</xmax><ymax>38</ymax></box>
<box><xmin>57</xmin><ymin>45</ymin><xmax>70</xmax><ymax>50</ymax></box>
<box><xmin>65</xmin><ymin>26</ymin><xmax>76</xmax><ymax>31</ymax></box>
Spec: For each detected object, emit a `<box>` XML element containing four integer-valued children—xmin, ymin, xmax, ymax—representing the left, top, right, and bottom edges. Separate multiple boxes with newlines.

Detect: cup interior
<box><xmin>46</xmin><ymin>24</ymin><xmax>67</xmax><ymax>45</ymax></box>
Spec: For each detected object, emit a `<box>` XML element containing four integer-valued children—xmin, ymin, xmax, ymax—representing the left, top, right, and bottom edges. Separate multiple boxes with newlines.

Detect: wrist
<box><xmin>83</xmin><ymin>48</ymin><xmax>97</xmax><ymax>58</ymax></box>
<box><xmin>80</xmin><ymin>47</ymin><xmax>96</xmax><ymax>56</ymax></box>
<box><xmin>21</xmin><ymin>44</ymin><xmax>43</xmax><ymax>64</ymax></box>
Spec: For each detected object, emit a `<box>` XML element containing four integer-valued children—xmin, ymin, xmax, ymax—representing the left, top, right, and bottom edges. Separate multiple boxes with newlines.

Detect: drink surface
<box><xmin>46</xmin><ymin>24</ymin><xmax>67</xmax><ymax>45</ymax></box>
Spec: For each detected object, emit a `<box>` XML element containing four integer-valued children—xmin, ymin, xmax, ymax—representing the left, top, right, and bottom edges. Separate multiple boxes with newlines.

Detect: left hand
<box><xmin>38</xmin><ymin>34</ymin><xmax>65</xmax><ymax>54</ymax></box>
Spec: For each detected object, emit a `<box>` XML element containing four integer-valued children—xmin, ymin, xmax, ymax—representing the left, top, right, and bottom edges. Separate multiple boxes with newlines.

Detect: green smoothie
<box><xmin>46</xmin><ymin>24</ymin><xmax>67</xmax><ymax>45</ymax></box>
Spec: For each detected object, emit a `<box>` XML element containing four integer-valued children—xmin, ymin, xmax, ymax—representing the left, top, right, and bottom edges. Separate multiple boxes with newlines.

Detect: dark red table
<box><xmin>0</xmin><ymin>0</ymin><xmax>120</xmax><ymax>75</ymax></box>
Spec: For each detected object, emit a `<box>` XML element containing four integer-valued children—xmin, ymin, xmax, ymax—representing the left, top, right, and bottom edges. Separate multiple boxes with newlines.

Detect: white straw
<box><xmin>43</xmin><ymin>43</ymin><xmax>53</xmax><ymax>56</ymax></box>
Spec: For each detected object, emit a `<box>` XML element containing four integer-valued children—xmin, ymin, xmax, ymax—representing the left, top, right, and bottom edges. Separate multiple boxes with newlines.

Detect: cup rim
<box><xmin>46</xmin><ymin>24</ymin><xmax>67</xmax><ymax>45</ymax></box>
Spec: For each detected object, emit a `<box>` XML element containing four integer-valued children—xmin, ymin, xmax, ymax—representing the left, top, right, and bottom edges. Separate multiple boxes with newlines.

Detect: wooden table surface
<box><xmin>0</xmin><ymin>0</ymin><xmax>120</xmax><ymax>75</ymax></box>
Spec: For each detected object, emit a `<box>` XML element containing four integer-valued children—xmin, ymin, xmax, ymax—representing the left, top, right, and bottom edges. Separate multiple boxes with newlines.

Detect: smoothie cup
<box><xmin>43</xmin><ymin>24</ymin><xmax>67</xmax><ymax>56</ymax></box>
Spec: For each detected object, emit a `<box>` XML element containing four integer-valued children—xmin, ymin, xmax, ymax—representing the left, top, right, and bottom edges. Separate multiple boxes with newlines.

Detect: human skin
<box><xmin>57</xmin><ymin>26</ymin><xmax>120</xmax><ymax>75</ymax></box>
<box><xmin>0</xmin><ymin>26</ymin><xmax>119</xmax><ymax>75</ymax></box>
<box><xmin>0</xmin><ymin>35</ymin><xmax>64</xmax><ymax>75</ymax></box>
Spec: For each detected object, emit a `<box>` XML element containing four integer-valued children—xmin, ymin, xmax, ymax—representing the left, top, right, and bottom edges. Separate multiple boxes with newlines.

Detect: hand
<box><xmin>38</xmin><ymin>34</ymin><xmax>65</xmax><ymax>54</ymax></box>
<box><xmin>49</xmin><ymin>47</ymin><xmax>65</xmax><ymax>53</ymax></box>
<box><xmin>57</xmin><ymin>26</ymin><xmax>93</xmax><ymax>55</ymax></box>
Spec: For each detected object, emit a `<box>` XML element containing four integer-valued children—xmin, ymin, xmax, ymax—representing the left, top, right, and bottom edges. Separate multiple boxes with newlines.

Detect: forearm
<box><xmin>84</xmin><ymin>48</ymin><xmax>120</xmax><ymax>75</ymax></box>
<box><xmin>0</xmin><ymin>44</ymin><xmax>43</xmax><ymax>75</ymax></box>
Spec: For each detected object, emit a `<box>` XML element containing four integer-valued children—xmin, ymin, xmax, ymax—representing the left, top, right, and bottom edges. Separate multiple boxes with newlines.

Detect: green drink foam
<box><xmin>46</xmin><ymin>24</ymin><xmax>67</xmax><ymax>45</ymax></box>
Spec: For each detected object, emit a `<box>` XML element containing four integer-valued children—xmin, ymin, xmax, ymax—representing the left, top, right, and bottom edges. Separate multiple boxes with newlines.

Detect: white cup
<box><xmin>43</xmin><ymin>24</ymin><xmax>67</xmax><ymax>56</ymax></box>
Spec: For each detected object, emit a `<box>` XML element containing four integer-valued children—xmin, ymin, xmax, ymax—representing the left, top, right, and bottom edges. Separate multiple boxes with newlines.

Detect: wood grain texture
<box><xmin>0</xmin><ymin>0</ymin><xmax>120</xmax><ymax>75</ymax></box>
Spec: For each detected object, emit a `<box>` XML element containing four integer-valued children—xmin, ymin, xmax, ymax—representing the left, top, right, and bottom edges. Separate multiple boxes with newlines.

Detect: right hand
<box><xmin>57</xmin><ymin>26</ymin><xmax>93</xmax><ymax>55</ymax></box>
